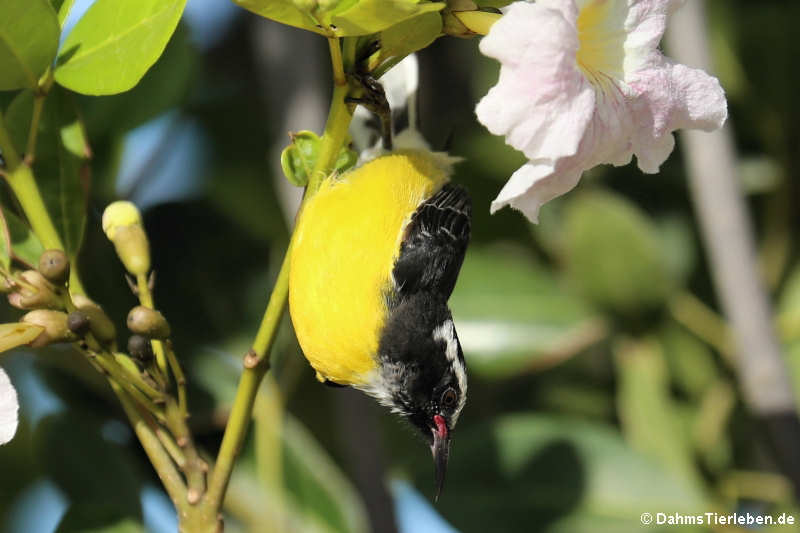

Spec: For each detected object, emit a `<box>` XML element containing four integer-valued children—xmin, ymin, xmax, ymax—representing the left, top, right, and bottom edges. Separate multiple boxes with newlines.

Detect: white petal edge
<box><xmin>0</xmin><ymin>367</ymin><xmax>19</xmax><ymax>445</ymax></box>
<box><xmin>490</xmin><ymin>161</ymin><xmax>583</xmax><ymax>222</ymax></box>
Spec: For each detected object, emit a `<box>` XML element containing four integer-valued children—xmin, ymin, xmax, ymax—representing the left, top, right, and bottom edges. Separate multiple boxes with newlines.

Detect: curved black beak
<box><xmin>431</xmin><ymin>414</ymin><xmax>450</xmax><ymax>502</ymax></box>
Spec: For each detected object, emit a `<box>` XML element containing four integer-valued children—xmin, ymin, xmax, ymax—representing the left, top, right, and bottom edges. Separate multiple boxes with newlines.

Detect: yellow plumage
<box><xmin>289</xmin><ymin>150</ymin><xmax>452</xmax><ymax>386</ymax></box>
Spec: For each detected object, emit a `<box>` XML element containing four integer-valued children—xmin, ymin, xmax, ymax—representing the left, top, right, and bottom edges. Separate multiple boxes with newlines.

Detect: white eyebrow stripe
<box><xmin>433</xmin><ymin>319</ymin><xmax>468</xmax><ymax>426</ymax></box>
<box><xmin>433</xmin><ymin>320</ymin><xmax>457</xmax><ymax>363</ymax></box>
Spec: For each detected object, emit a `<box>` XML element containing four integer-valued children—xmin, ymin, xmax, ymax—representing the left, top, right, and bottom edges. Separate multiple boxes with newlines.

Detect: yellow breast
<box><xmin>289</xmin><ymin>150</ymin><xmax>450</xmax><ymax>386</ymax></box>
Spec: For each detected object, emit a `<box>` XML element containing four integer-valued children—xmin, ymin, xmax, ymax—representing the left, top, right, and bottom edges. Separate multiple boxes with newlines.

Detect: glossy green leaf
<box><xmin>79</xmin><ymin>24</ymin><xmax>197</xmax><ymax>138</ymax></box>
<box><xmin>415</xmin><ymin>414</ymin><xmax>707</xmax><ymax>532</ymax></box>
<box><xmin>1</xmin><ymin>208</ymin><xmax>45</xmax><ymax>268</ymax></box>
<box><xmin>0</xmin><ymin>0</ymin><xmax>60</xmax><ymax>91</ymax></box>
<box><xmin>54</xmin><ymin>0</ymin><xmax>188</xmax><ymax>95</ymax></box>
<box><xmin>52</xmin><ymin>0</ymin><xmax>77</xmax><ymax>26</ymax></box>
<box><xmin>563</xmin><ymin>190</ymin><xmax>673</xmax><ymax>313</ymax></box>
<box><xmin>378</xmin><ymin>10</ymin><xmax>442</xmax><ymax>62</ymax></box>
<box><xmin>450</xmin><ymin>245</ymin><xmax>606</xmax><ymax>379</ymax></box>
<box><xmin>232</xmin><ymin>0</ymin><xmax>445</xmax><ymax>37</ymax></box>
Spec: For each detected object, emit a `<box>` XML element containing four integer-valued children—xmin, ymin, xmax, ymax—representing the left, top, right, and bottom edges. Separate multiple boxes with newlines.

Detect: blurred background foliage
<box><xmin>2</xmin><ymin>0</ymin><xmax>800</xmax><ymax>532</ymax></box>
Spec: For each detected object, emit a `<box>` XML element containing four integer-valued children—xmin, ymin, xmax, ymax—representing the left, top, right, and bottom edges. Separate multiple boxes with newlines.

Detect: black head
<box><xmin>370</xmin><ymin>294</ymin><xmax>468</xmax><ymax>500</ymax></box>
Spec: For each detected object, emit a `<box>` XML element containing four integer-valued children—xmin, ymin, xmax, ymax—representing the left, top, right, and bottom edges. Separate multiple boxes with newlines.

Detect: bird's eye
<box><xmin>441</xmin><ymin>388</ymin><xmax>457</xmax><ymax>408</ymax></box>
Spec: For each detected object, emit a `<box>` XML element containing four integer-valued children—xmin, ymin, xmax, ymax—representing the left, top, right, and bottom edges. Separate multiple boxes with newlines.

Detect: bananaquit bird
<box><xmin>289</xmin><ymin>148</ymin><xmax>470</xmax><ymax>498</ymax></box>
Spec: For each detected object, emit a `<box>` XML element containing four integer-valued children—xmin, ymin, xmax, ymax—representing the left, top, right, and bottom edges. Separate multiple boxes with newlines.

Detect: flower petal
<box><xmin>0</xmin><ymin>367</ymin><xmax>19</xmax><ymax>445</ymax></box>
<box><xmin>490</xmin><ymin>160</ymin><xmax>583</xmax><ymax>222</ymax></box>
<box><xmin>629</xmin><ymin>60</ymin><xmax>727</xmax><ymax>172</ymax></box>
<box><xmin>476</xmin><ymin>1</ymin><xmax>595</xmax><ymax>162</ymax></box>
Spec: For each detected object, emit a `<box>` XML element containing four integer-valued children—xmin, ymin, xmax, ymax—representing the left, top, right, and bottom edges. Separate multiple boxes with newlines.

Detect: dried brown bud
<box><xmin>38</xmin><ymin>250</ymin><xmax>70</xmax><ymax>285</ymax></box>
<box><xmin>67</xmin><ymin>310</ymin><xmax>91</xmax><ymax>337</ymax></box>
<box><xmin>8</xmin><ymin>270</ymin><xmax>62</xmax><ymax>310</ymax></box>
<box><xmin>127</xmin><ymin>306</ymin><xmax>170</xmax><ymax>339</ymax></box>
<box><xmin>22</xmin><ymin>310</ymin><xmax>77</xmax><ymax>347</ymax></box>
<box><xmin>128</xmin><ymin>334</ymin><xmax>154</xmax><ymax>365</ymax></box>
<box><xmin>72</xmin><ymin>294</ymin><xmax>117</xmax><ymax>345</ymax></box>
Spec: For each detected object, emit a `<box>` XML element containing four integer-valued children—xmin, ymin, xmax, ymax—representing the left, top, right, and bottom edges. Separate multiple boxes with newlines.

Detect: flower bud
<box><xmin>128</xmin><ymin>334</ymin><xmax>154</xmax><ymax>365</ymax></box>
<box><xmin>66</xmin><ymin>310</ymin><xmax>90</xmax><ymax>337</ymax></box>
<box><xmin>127</xmin><ymin>306</ymin><xmax>170</xmax><ymax>339</ymax></box>
<box><xmin>72</xmin><ymin>294</ymin><xmax>117</xmax><ymax>345</ymax></box>
<box><xmin>22</xmin><ymin>310</ymin><xmax>78</xmax><ymax>347</ymax></box>
<box><xmin>8</xmin><ymin>270</ymin><xmax>62</xmax><ymax>310</ymax></box>
<box><xmin>38</xmin><ymin>250</ymin><xmax>70</xmax><ymax>286</ymax></box>
<box><xmin>102</xmin><ymin>201</ymin><xmax>150</xmax><ymax>276</ymax></box>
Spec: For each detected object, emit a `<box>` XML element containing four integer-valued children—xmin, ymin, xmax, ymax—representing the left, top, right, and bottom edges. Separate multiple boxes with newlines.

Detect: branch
<box><xmin>666</xmin><ymin>0</ymin><xmax>800</xmax><ymax>495</ymax></box>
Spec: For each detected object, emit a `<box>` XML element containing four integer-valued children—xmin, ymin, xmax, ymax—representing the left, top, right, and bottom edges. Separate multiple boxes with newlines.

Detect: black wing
<box><xmin>391</xmin><ymin>183</ymin><xmax>471</xmax><ymax>302</ymax></box>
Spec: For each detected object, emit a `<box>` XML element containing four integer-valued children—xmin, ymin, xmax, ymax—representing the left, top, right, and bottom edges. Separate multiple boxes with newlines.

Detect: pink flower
<box><xmin>0</xmin><ymin>367</ymin><xmax>18</xmax><ymax>445</ymax></box>
<box><xmin>476</xmin><ymin>0</ymin><xmax>727</xmax><ymax>221</ymax></box>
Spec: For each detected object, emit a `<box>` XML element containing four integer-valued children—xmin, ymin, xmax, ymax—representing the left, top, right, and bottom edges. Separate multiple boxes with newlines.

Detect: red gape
<box><xmin>433</xmin><ymin>414</ymin><xmax>448</xmax><ymax>439</ymax></box>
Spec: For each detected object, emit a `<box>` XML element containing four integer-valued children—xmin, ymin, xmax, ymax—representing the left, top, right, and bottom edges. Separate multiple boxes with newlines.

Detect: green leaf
<box><xmin>562</xmin><ymin>190</ymin><xmax>673</xmax><ymax>313</ymax></box>
<box><xmin>54</xmin><ymin>0</ymin><xmax>188</xmax><ymax>95</ymax></box>
<box><xmin>474</xmin><ymin>0</ymin><xmax>513</xmax><ymax>6</ymax></box>
<box><xmin>280</xmin><ymin>131</ymin><xmax>357</xmax><ymax>187</ymax></box>
<box><xmin>79</xmin><ymin>23</ymin><xmax>197</xmax><ymax>138</ymax></box>
<box><xmin>282</xmin><ymin>415</ymin><xmax>369</xmax><ymax>533</ymax></box>
<box><xmin>614</xmin><ymin>338</ymin><xmax>703</xmax><ymax>488</ymax></box>
<box><xmin>0</xmin><ymin>0</ymin><xmax>60</xmax><ymax>91</ymax></box>
<box><xmin>660</xmin><ymin>323</ymin><xmax>718</xmax><ymax>401</ymax></box>
<box><xmin>1</xmin><ymin>208</ymin><xmax>46</xmax><ymax>268</ymax></box>
<box><xmin>378</xmin><ymin>10</ymin><xmax>442</xmax><ymax>62</ymax></box>
<box><xmin>415</xmin><ymin>414</ymin><xmax>707</xmax><ymax>532</ymax></box>
<box><xmin>52</xmin><ymin>0</ymin><xmax>77</xmax><ymax>27</ymax></box>
<box><xmin>449</xmin><ymin>245</ymin><xmax>606</xmax><ymax>379</ymax></box>
<box><xmin>9</xmin><ymin>87</ymin><xmax>89</xmax><ymax>258</ymax></box>
<box><xmin>232</xmin><ymin>0</ymin><xmax>445</xmax><ymax>37</ymax></box>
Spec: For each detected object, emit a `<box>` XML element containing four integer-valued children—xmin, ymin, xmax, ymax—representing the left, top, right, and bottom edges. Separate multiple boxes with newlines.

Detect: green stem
<box><xmin>93</xmin><ymin>352</ymin><xmax>167</xmax><ymax>423</ymax></box>
<box><xmin>25</xmin><ymin>95</ymin><xmax>45</xmax><ymax>162</ymax></box>
<box><xmin>0</xmin><ymin>112</ymin><xmax>87</xmax><ymax>294</ymax></box>
<box><xmin>310</xmin><ymin>84</ymin><xmax>354</xmax><ymax>191</ymax></box>
<box><xmin>328</xmin><ymin>37</ymin><xmax>346</xmax><ymax>87</ymax></box>
<box><xmin>202</xmin><ymin>54</ymin><xmax>356</xmax><ymax>522</ymax></box>
<box><xmin>112</xmin><ymin>382</ymin><xmax>188</xmax><ymax>514</ymax></box>
<box><xmin>137</xmin><ymin>273</ymin><xmax>169</xmax><ymax>376</ymax></box>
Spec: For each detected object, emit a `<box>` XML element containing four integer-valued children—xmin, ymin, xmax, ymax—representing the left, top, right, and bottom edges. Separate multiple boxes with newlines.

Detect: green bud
<box><xmin>8</xmin><ymin>270</ymin><xmax>62</xmax><ymax>310</ymax></box>
<box><xmin>22</xmin><ymin>310</ymin><xmax>78</xmax><ymax>347</ymax></box>
<box><xmin>38</xmin><ymin>249</ymin><xmax>70</xmax><ymax>285</ymax></box>
<box><xmin>66</xmin><ymin>310</ymin><xmax>91</xmax><ymax>337</ymax></box>
<box><xmin>128</xmin><ymin>334</ymin><xmax>154</xmax><ymax>365</ymax></box>
<box><xmin>102</xmin><ymin>201</ymin><xmax>151</xmax><ymax>276</ymax></box>
<box><xmin>127</xmin><ymin>306</ymin><xmax>170</xmax><ymax>339</ymax></box>
<box><xmin>72</xmin><ymin>294</ymin><xmax>117</xmax><ymax>345</ymax></box>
